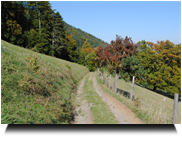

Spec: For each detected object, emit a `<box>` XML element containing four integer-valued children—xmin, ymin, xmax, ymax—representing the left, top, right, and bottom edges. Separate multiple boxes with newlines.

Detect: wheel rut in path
<box><xmin>93</xmin><ymin>72</ymin><xmax>144</xmax><ymax>124</ymax></box>
<box><xmin>73</xmin><ymin>73</ymin><xmax>94</xmax><ymax>124</ymax></box>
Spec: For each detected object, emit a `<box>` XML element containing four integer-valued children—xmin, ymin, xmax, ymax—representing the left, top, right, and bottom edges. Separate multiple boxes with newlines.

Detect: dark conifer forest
<box><xmin>1</xmin><ymin>1</ymin><xmax>107</xmax><ymax>62</ymax></box>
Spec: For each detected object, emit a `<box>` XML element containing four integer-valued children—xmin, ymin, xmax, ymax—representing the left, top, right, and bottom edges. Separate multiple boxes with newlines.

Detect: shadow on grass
<box><xmin>116</xmin><ymin>88</ymin><xmax>130</xmax><ymax>99</ymax></box>
<box><xmin>109</xmin><ymin>86</ymin><xmax>131</xmax><ymax>99</ymax></box>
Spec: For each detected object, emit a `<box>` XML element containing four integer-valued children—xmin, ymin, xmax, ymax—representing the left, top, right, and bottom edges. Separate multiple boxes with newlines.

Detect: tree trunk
<box><xmin>38</xmin><ymin>10</ymin><xmax>41</xmax><ymax>37</ymax></box>
<box><xmin>116</xmin><ymin>69</ymin><xmax>119</xmax><ymax>80</ymax></box>
<box><xmin>36</xmin><ymin>2</ymin><xmax>41</xmax><ymax>38</ymax></box>
<box><xmin>27</xmin><ymin>1</ymin><xmax>30</xmax><ymax>30</ymax></box>
<box><xmin>84</xmin><ymin>57</ymin><xmax>86</xmax><ymax>66</ymax></box>
<box><xmin>153</xmin><ymin>85</ymin><xmax>157</xmax><ymax>91</ymax></box>
<box><xmin>52</xmin><ymin>31</ymin><xmax>55</xmax><ymax>46</ymax></box>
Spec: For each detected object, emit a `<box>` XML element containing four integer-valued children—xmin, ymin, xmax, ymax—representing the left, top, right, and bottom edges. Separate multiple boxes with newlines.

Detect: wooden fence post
<box><xmin>114</xmin><ymin>73</ymin><xmax>118</xmax><ymax>94</ymax></box>
<box><xmin>173</xmin><ymin>93</ymin><xmax>179</xmax><ymax>124</ymax></box>
<box><xmin>103</xmin><ymin>72</ymin><xmax>104</xmax><ymax>84</ymax></box>
<box><xmin>109</xmin><ymin>74</ymin><xmax>111</xmax><ymax>90</ymax></box>
<box><xmin>130</xmin><ymin>76</ymin><xmax>135</xmax><ymax>102</ymax></box>
<box><xmin>105</xmin><ymin>74</ymin><xmax>107</xmax><ymax>87</ymax></box>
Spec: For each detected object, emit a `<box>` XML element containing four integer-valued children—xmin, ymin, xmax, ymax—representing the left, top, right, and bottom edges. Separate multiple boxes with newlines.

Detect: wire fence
<box><xmin>97</xmin><ymin>69</ymin><xmax>181</xmax><ymax>124</ymax></box>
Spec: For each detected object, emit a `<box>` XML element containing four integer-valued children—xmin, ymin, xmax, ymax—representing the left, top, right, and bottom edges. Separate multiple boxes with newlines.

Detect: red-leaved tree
<box><xmin>95</xmin><ymin>44</ymin><xmax>112</xmax><ymax>67</ymax></box>
<box><xmin>95</xmin><ymin>35</ymin><xmax>137</xmax><ymax>74</ymax></box>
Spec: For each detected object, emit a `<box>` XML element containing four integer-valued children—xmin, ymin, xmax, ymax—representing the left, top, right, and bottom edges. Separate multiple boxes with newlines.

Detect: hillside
<box><xmin>64</xmin><ymin>22</ymin><xmax>108</xmax><ymax>51</ymax></box>
<box><xmin>1</xmin><ymin>40</ymin><xmax>89</xmax><ymax>124</ymax></box>
<box><xmin>1</xmin><ymin>40</ymin><xmax>181</xmax><ymax>124</ymax></box>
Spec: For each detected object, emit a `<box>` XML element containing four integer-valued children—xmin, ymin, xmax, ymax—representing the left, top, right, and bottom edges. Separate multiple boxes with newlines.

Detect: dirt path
<box><xmin>93</xmin><ymin>72</ymin><xmax>144</xmax><ymax>124</ymax></box>
<box><xmin>73</xmin><ymin>73</ymin><xmax>94</xmax><ymax>124</ymax></box>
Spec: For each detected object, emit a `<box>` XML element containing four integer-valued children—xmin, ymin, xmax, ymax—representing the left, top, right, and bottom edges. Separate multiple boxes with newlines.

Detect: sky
<box><xmin>49</xmin><ymin>1</ymin><xmax>181</xmax><ymax>44</ymax></box>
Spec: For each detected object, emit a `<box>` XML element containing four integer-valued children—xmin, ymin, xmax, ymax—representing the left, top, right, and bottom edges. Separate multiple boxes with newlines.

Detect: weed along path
<box><xmin>73</xmin><ymin>73</ymin><xmax>94</xmax><ymax>124</ymax></box>
<box><xmin>92</xmin><ymin>72</ymin><xmax>144</xmax><ymax>124</ymax></box>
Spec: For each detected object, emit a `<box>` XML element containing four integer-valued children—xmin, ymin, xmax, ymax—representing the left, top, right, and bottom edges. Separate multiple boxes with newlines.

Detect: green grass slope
<box><xmin>1</xmin><ymin>40</ymin><xmax>89</xmax><ymax>124</ymax></box>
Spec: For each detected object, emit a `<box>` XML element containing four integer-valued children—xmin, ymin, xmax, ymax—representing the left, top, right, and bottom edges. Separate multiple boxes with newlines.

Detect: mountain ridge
<box><xmin>64</xmin><ymin>21</ymin><xmax>108</xmax><ymax>51</ymax></box>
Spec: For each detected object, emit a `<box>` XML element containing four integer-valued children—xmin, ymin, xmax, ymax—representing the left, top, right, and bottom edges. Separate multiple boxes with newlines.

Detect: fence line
<box><xmin>130</xmin><ymin>76</ymin><xmax>135</xmax><ymax>102</ymax></box>
<box><xmin>173</xmin><ymin>93</ymin><xmax>179</xmax><ymax>124</ymax></box>
<box><xmin>114</xmin><ymin>73</ymin><xmax>118</xmax><ymax>94</ymax></box>
<box><xmin>97</xmin><ymin>68</ymin><xmax>179</xmax><ymax>124</ymax></box>
<box><xmin>109</xmin><ymin>74</ymin><xmax>111</xmax><ymax>90</ymax></box>
<box><xmin>105</xmin><ymin>74</ymin><xmax>107</xmax><ymax>87</ymax></box>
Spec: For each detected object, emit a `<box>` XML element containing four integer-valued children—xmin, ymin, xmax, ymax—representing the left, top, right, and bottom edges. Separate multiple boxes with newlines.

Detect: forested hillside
<box><xmin>1</xmin><ymin>1</ymin><xmax>181</xmax><ymax>97</ymax></box>
<box><xmin>1</xmin><ymin>1</ymin><xmax>107</xmax><ymax>70</ymax></box>
<box><xmin>64</xmin><ymin>22</ymin><xmax>107</xmax><ymax>51</ymax></box>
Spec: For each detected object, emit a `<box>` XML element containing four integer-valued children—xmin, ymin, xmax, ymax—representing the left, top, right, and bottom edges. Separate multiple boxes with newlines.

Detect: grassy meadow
<box><xmin>1</xmin><ymin>40</ymin><xmax>89</xmax><ymax>124</ymax></box>
<box><xmin>97</xmin><ymin>71</ymin><xmax>181</xmax><ymax>124</ymax></box>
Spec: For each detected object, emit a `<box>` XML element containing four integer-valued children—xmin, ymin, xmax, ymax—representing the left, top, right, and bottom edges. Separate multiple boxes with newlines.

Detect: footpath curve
<box><xmin>92</xmin><ymin>72</ymin><xmax>144</xmax><ymax>124</ymax></box>
<box><xmin>73</xmin><ymin>73</ymin><xmax>94</xmax><ymax>124</ymax></box>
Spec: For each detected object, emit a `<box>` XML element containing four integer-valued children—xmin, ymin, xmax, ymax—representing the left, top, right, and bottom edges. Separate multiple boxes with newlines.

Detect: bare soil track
<box><xmin>73</xmin><ymin>73</ymin><xmax>94</xmax><ymax>124</ymax></box>
<box><xmin>92</xmin><ymin>72</ymin><xmax>144</xmax><ymax>124</ymax></box>
<box><xmin>73</xmin><ymin>72</ymin><xmax>144</xmax><ymax>124</ymax></box>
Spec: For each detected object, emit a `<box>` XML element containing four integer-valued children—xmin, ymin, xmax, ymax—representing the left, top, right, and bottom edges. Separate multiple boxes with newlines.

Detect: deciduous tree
<box><xmin>85</xmin><ymin>50</ymin><xmax>98</xmax><ymax>71</ymax></box>
<box><xmin>65</xmin><ymin>33</ymin><xmax>79</xmax><ymax>62</ymax></box>
<box><xmin>137</xmin><ymin>40</ymin><xmax>181</xmax><ymax>95</ymax></box>
<box><xmin>95</xmin><ymin>35</ymin><xmax>137</xmax><ymax>75</ymax></box>
<box><xmin>79</xmin><ymin>39</ymin><xmax>93</xmax><ymax>66</ymax></box>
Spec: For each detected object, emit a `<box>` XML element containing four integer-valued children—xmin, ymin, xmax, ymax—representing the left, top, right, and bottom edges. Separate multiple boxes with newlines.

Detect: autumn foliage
<box><xmin>136</xmin><ymin>40</ymin><xmax>181</xmax><ymax>95</ymax></box>
<box><xmin>95</xmin><ymin>35</ymin><xmax>137</xmax><ymax>73</ymax></box>
<box><xmin>65</xmin><ymin>33</ymin><xmax>79</xmax><ymax>62</ymax></box>
<box><xmin>78</xmin><ymin>39</ymin><xmax>93</xmax><ymax>66</ymax></box>
<box><xmin>94</xmin><ymin>36</ymin><xmax>181</xmax><ymax>96</ymax></box>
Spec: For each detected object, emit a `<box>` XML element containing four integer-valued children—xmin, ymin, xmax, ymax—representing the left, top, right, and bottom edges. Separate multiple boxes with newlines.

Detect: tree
<box><xmin>136</xmin><ymin>40</ymin><xmax>150</xmax><ymax>53</ymax></box>
<box><xmin>120</xmin><ymin>56</ymin><xmax>146</xmax><ymax>82</ymax></box>
<box><xmin>65</xmin><ymin>33</ymin><xmax>79</xmax><ymax>62</ymax></box>
<box><xmin>137</xmin><ymin>40</ymin><xmax>181</xmax><ymax>95</ymax></box>
<box><xmin>51</xmin><ymin>11</ymin><xmax>67</xmax><ymax>58</ymax></box>
<box><xmin>1</xmin><ymin>1</ymin><xmax>108</xmax><ymax>64</ymax></box>
<box><xmin>95</xmin><ymin>35</ymin><xmax>137</xmax><ymax>75</ymax></box>
<box><xmin>110</xmin><ymin>35</ymin><xmax>137</xmax><ymax>73</ymax></box>
<box><xmin>1</xmin><ymin>1</ymin><xmax>26</xmax><ymax>46</ymax></box>
<box><xmin>78</xmin><ymin>39</ymin><xmax>93</xmax><ymax>66</ymax></box>
<box><xmin>85</xmin><ymin>49</ymin><xmax>98</xmax><ymax>71</ymax></box>
<box><xmin>26</xmin><ymin>1</ymin><xmax>54</xmax><ymax>54</ymax></box>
